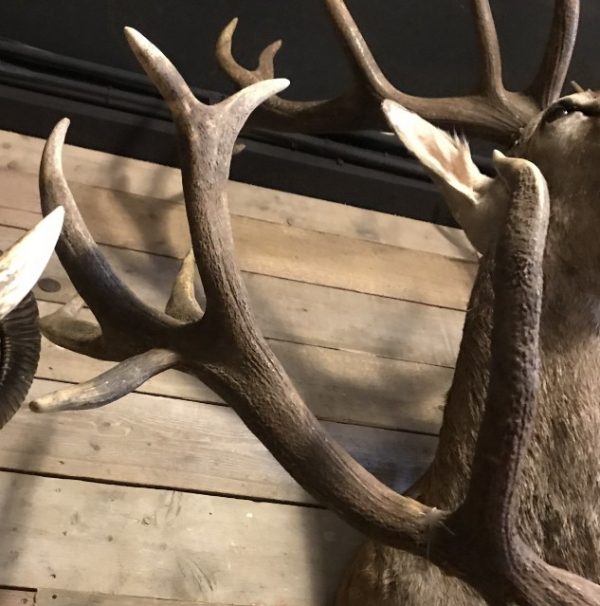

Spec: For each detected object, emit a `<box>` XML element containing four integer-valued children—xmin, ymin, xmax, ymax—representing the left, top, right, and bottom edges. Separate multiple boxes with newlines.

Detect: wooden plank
<box><xmin>0</xmin><ymin>129</ymin><xmax>476</xmax><ymax>261</ymax></box>
<box><xmin>0</xmin><ymin>168</ymin><xmax>476</xmax><ymax>310</ymax></box>
<box><xmin>0</xmin><ymin>379</ymin><xmax>436</xmax><ymax>504</ymax></box>
<box><xmin>37</xmin><ymin>589</ymin><xmax>234</xmax><ymax>606</ymax></box>
<box><xmin>0</xmin><ymin>472</ymin><xmax>361</xmax><ymax>605</ymax></box>
<box><xmin>1</xmin><ymin>223</ymin><xmax>464</xmax><ymax>369</ymax></box>
<box><xmin>0</xmin><ymin>589</ymin><xmax>34</xmax><ymax>606</ymax></box>
<box><xmin>36</xmin><ymin>301</ymin><xmax>451</xmax><ymax>433</ymax></box>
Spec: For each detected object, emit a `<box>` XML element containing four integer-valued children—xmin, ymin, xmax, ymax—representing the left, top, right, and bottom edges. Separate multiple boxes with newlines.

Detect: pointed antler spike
<box><xmin>41</xmin><ymin>119</ymin><xmax>174</xmax><ymax>339</ymax></box>
<box><xmin>471</xmin><ymin>0</ymin><xmax>504</xmax><ymax>96</ymax></box>
<box><xmin>30</xmin><ymin>348</ymin><xmax>179</xmax><ymax>413</ymax></box>
<box><xmin>165</xmin><ymin>249</ymin><xmax>204</xmax><ymax>322</ymax></box>
<box><xmin>124</xmin><ymin>27</ymin><xmax>199</xmax><ymax>117</ymax></box>
<box><xmin>257</xmin><ymin>40</ymin><xmax>283</xmax><ymax>78</ymax></box>
<box><xmin>529</xmin><ymin>0</ymin><xmax>580</xmax><ymax>107</ymax></box>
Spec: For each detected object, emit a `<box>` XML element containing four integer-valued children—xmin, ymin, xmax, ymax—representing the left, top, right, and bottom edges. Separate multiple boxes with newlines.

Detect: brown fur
<box><xmin>337</xmin><ymin>92</ymin><xmax>600</xmax><ymax>604</ymax></box>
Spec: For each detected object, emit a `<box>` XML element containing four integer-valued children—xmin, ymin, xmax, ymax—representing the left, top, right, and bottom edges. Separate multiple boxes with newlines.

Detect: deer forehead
<box><xmin>517</xmin><ymin>90</ymin><xmax>600</xmax><ymax>153</ymax></box>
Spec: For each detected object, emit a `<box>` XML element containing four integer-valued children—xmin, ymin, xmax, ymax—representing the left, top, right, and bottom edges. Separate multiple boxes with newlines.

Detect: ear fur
<box><xmin>382</xmin><ymin>100</ymin><xmax>509</xmax><ymax>254</ymax></box>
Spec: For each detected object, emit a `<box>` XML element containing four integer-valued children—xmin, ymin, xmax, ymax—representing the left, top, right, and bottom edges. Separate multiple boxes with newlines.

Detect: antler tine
<box><xmin>165</xmin><ymin>249</ymin><xmax>204</xmax><ymax>322</ymax></box>
<box><xmin>471</xmin><ymin>0</ymin><xmax>504</xmax><ymax>98</ymax></box>
<box><xmin>30</xmin><ymin>348</ymin><xmax>179</xmax><ymax>413</ymax></box>
<box><xmin>0</xmin><ymin>207</ymin><xmax>64</xmax><ymax>320</ymax></box>
<box><xmin>40</xmin><ymin>119</ymin><xmax>178</xmax><ymax>348</ymax></box>
<box><xmin>450</xmin><ymin>153</ymin><xmax>549</xmax><ymax>573</ymax></box>
<box><xmin>529</xmin><ymin>0</ymin><xmax>580</xmax><ymax>108</ymax></box>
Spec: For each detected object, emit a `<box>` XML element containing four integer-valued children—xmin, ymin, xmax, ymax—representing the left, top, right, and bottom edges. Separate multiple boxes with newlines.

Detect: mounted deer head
<box><xmin>28</xmin><ymin>0</ymin><xmax>600</xmax><ymax>604</ymax></box>
<box><xmin>0</xmin><ymin>207</ymin><xmax>63</xmax><ymax>428</ymax></box>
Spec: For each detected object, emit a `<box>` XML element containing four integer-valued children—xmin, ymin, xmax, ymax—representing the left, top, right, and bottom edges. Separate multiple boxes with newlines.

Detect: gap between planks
<box><xmin>0</xmin><ymin>471</ymin><xmax>361</xmax><ymax>606</ymax></box>
<box><xmin>0</xmin><ymin>588</ymin><xmax>35</xmax><ymax>606</ymax></box>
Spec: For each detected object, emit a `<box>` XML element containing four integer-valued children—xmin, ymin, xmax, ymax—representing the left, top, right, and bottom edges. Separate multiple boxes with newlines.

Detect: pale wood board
<box><xmin>0</xmin><ymin>129</ymin><xmax>476</xmax><ymax>261</ymax></box>
<box><xmin>35</xmin><ymin>300</ymin><xmax>450</xmax><ymax>433</ymax></box>
<box><xmin>0</xmin><ymin>472</ymin><xmax>361</xmax><ymax>605</ymax></box>
<box><xmin>0</xmin><ymin>590</ymin><xmax>34</xmax><ymax>606</ymax></box>
<box><xmin>0</xmin><ymin>223</ymin><xmax>465</xmax><ymax>369</ymax></box>
<box><xmin>0</xmin><ymin>168</ymin><xmax>476</xmax><ymax>310</ymax></box>
<box><xmin>36</xmin><ymin>589</ymin><xmax>235</xmax><ymax>606</ymax></box>
<box><xmin>0</xmin><ymin>379</ymin><xmax>436</xmax><ymax>504</ymax></box>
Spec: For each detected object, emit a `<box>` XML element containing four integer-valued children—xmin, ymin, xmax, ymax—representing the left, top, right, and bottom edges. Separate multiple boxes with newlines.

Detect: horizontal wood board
<box><xmin>0</xmin><ymin>472</ymin><xmax>360</xmax><ymax>605</ymax></box>
<box><xmin>0</xmin><ymin>378</ymin><xmax>437</xmax><ymax>504</ymax></box>
<box><xmin>0</xmin><ymin>129</ymin><xmax>476</xmax><ymax>261</ymax></box>
<box><xmin>0</xmin><ymin>167</ymin><xmax>476</xmax><ymax>310</ymax></box>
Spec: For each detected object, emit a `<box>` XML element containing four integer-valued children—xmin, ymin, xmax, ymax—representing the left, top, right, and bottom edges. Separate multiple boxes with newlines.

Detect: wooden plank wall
<box><xmin>0</xmin><ymin>130</ymin><xmax>476</xmax><ymax>605</ymax></box>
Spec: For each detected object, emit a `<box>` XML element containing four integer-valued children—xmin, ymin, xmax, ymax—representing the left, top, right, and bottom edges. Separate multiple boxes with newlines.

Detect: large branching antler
<box><xmin>216</xmin><ymin>0</ymin><xmax>579</xmax><ymax>143</ymax></box>
<box><xmin>31</xmin><ymin>27</ymin><xmax>600</xmax><ymax>603</ymax></box>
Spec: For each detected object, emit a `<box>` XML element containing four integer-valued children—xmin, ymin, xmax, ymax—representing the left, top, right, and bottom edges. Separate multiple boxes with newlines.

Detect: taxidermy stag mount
<box><xmin>0</xmin><ymin>208</ymin><xmax>63</xmax><ymax>430</ymax></box>
<box><xmin>28</xmin><ymin>0</ymin><xmax>600</xmax><ymax>603</ymax></box>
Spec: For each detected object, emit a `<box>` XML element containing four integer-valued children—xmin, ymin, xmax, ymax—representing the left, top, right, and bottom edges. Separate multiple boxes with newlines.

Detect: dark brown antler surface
<box><xmin>216</xmin><ymin>0</ymin><xmax>579</xmax><ymax>142</ymax></box>
<box><xmin>32</xmin><ymin>27</ymin><xmax>600</xmax><ymax>604</ymax></box>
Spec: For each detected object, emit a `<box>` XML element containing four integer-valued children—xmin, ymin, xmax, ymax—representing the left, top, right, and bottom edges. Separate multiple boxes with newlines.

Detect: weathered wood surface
<box><xmin>0</xmin><ymin>168</ymin><xmax>476</xmax><ymax>310</ymax></box>
<box><xmin>35</xmin><ymin>303</ymin><xmax>449</xmax><ymax>433</ymax></box>
<box><xmin>0</xmin><ymin>473</ymin><xmax>361</xmax><ymax>605</ymax></box>
<box><xmin>1</xmin><ymin>223</ymin><xmax>459</xmax><ymax>432</ymax></box>
<box><xmin>0</xmin><ymin>129</ymin><xmax>476</xmax><ymax>261</ymax></box>
<box><xmin>23</xmin><ymin>226</ymin><xmax>464</xmax><ymax>368</ymax></box>
<box><xmin>0</xmin><ymin>379</ymin><xmax>436</xmax><ymax>504</ymax></box>
<box><xmin>0</xmin><ymin>589</ymin><xmax>34</xmax><ymax>606</ymax></box>
<box><xmin>38</xmin><ymin>237</ymin><xmax>463</xmax><ymax>367</ymax></box>
<box><xmin>36</xmin><ymin>589</ymin><xmax>233</xmax><ymax>606</ymax></box>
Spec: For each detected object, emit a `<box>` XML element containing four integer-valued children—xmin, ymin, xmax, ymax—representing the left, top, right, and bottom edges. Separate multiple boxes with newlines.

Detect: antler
<box><xmin>216</xmin><ymin>0</ymin><xmax>579</xmax><ymax>143</ymax></box>
<box><xmin>32</xmin><ymin>28</ymin><xmax>600</xmax><ymax>603</ymax></box>
<box><xmin>0</xmin><ymin>208</ymin><xmax>64</xmax><ymax>428</ymax></box>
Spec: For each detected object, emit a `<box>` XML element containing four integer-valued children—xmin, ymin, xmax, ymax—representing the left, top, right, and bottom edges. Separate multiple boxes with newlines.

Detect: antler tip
<box><xmin>47</xmin><ymin>117</ymin><xmax>70</xmax><ymax>149</ymax></box>
<box><xmin>222</xmin><ymin>17</ymin><xmax>239</xmax><ymax>38</ymax></box>
<box><xmin>123</xmin><ymin>26</ymin><xmax>164</xmax><ymax>70</ymax></box>
<box><xmin>245</xmin><ymin>77</ymin><xmax>290</xmax><ymax>107</ymax></box>
<box><xmin>28</xmin><ymin>395</ymin><xmax>64</xmax><ymax>414</ymax></box>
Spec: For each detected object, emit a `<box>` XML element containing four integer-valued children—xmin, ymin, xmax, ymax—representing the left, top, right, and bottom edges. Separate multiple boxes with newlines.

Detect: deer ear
<box><xmin>382</xmin><ymin>100</ymin><xmax>509</xmax><ymax>254</ymax></box>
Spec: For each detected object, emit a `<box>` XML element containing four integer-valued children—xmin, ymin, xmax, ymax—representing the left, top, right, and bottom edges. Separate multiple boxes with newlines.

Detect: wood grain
<box><xmin>0</xmin><ymin>168</ymin><xmax>476</xmax><ymax>310</ymax></box>
<box><xmin>0</xmin><ymin>378</ymin><xmax>436</xmax><ymax>503</ymax></box>
<box><xmin>0</xmin><ymin>129</ymin><xmax>476</xmax><ymax>261</ymax></box>
<box><xmin>0</xmin><ymin>472</ymin><xmax>361</xmax><ymax>605</ymax></box>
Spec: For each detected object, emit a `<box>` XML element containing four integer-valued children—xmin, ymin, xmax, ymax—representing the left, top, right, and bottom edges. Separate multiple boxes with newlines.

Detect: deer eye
<box><xmin>543</xmin><ymin>102</ymin><xmax>575</xmax><ymax>124</ymax></box>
